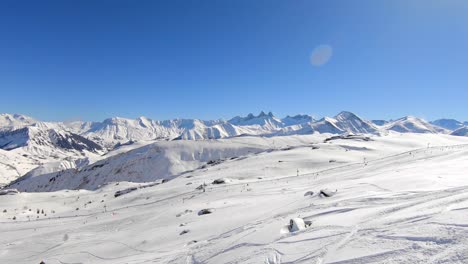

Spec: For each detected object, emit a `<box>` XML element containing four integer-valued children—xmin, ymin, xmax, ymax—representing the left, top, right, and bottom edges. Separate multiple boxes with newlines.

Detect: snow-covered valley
<box><xmin>1</xmin><ymin>131</ymin><xmax>468</xmax><ymax>263</ymax></box>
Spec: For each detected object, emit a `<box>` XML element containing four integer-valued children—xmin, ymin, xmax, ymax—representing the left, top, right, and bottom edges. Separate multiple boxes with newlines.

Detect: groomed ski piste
<box><xmin>1</xmin><ymin>133</ymin><xmax>468</xmax><ymax>263</ymax></box>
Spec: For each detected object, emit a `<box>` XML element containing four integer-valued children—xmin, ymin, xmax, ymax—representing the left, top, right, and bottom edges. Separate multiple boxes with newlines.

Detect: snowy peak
<box><xmin>334</xmin><ymin>111</ymin><xmax>359</xmax><ymax>121</ymax></box>
<box><xmin>0</xmin><ymin>113</ymin><xmax>37</xmax><ymax>130</ymax></box>
<box><xmin>385</xmin><ymin>116</ymin><xmax>448</xmax><ymax>134</ymax></box>
<box><xmin>331</xmin><ymin>111</ymin><xmax>379</xmax><ymax>134</ymax></box>
<box><xmin>0</xmin><ymin>127</ymin><xmax>30</xmax><ymax>150</ymax></box>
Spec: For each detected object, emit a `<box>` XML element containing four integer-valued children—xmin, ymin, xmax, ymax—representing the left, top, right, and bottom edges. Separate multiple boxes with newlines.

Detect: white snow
<box><xmin>1</xmin><ymin>133</ymin><xmax>468</xmax><ymax>263</ymax></box>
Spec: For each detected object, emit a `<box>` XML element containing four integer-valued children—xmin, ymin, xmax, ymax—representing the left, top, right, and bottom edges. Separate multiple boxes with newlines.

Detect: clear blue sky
<box><xmin>1</xmin><ymin>0</ymin><xmax>468</xmax><ymax>122</ymax></box>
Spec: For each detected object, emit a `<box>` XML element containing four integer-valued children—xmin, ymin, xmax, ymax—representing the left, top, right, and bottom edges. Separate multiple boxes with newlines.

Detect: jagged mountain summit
<box><xmin>229</xmin><ymin>111</ymin><xmax>283</xmax><ymax>129</ymax></box>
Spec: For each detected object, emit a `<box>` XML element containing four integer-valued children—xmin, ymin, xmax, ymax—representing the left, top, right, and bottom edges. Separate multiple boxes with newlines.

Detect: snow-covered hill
<box><xmin>7</xmin><ymin>138</ymin><xmax>273</xmax><ymax>192</ymax></box>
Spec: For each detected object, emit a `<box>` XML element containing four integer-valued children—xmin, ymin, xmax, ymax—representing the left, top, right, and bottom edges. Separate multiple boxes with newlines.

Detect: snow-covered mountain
<box><xmin>229</xmin><ymin>111</ymin><xmax>283</xmax><ymax>129</ymax></box>
<box><xmin>0</xmin><ymin>126</ymin><xmax>102</xmax><ymax>153</ymax></box>
<box><xmin>332</xmin><ymin>111</ymin><xmax>379</xmax><ymax>134</ymax></box>
<box><xmin>70</xmin><ymin>115</ymin><xmax>272</xmax><ymax>146</ymax></box>
<box><xmin>5</xmin><ymin>112</ymin><xmax>461</xmax><ymax>150</ymax></box>
<box><xmin>75</xmin><ymin>117</ymin><xmax>180</xmax><ymax>146</ymax></box>
<box><xmin>281</xmin><ymin>114</ymin><xmax>315</xmax><ymax>126</ymax></box>
<box><xmin>431</xmin><ymin>119</ymin><xmax>465</xmax><ymax>131</ymax></box>
<box><xmin>0</xmin><ymin>125</ymin><xmax>104</xmax><ymax>185</ymax></box>
<box><xmin>384</xmin><ymin>116</ymin><xmax>449</xmax><ymax>134</ymax></box>
<box><xmin>274</xmin><ymin>111</ymin><xmax>379</xmax><ymax>136</ymax></box>
<box><xmin>0</xmin><ymin>113</ymin><xmax>37</xmax><ymax>131</ymax></box>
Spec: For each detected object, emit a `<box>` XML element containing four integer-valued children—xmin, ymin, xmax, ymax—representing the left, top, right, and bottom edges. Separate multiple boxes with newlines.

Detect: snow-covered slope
<box><xmin>451</xmin><ymin>126</ymin><xmax>468</xmax><ymax>137</ymax></box>
<box><xmin>385</xmin><ymin>116</ymin><xmax>449</xmax><ymax>134</ymax></box>
<box><xmin>0</xmin><ymin>125</ymin><xmax>104</xmax><ymax>185</ymax></box>
<box><xmin>2</xmin><ymin>133</ymin><xmax>468</xmax><ymax>263</ymax></box>
<box><xmin>0</xmin><ymin>149</ymin><xmax>40</xmax><ymax>186</ymax></box>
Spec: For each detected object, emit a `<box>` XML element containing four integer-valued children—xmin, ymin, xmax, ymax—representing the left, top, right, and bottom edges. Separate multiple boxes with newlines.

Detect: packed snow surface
<box><xmin>1</xmin><ymin>133</ymin><xmax>468</xmax><ymax>263</ymax></box>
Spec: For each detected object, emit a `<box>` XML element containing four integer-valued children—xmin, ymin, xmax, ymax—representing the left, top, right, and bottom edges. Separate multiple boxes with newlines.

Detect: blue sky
<box><xmin>1</xmin><ymin>0</ymin><xmax>468</xmax><ymax>122</ymax></box>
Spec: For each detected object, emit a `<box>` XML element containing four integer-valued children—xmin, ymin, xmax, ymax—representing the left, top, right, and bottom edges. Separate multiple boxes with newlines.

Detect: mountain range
<box><xmin>1</xmin><ymin>111</ymin><xmax>467</xmax><ymax>189</ymax></box>
<box><xmin>1</xmin><ymin>112</ymin><xmax>467</xmax><ymax>150</ymax></box>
